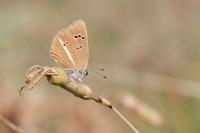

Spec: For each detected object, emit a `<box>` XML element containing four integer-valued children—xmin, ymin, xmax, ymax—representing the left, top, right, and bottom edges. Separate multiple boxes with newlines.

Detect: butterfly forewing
<box><xmin>50</xmin><ymin>19</ymin><xmax>89</xmax><ymax>70</ymax></box>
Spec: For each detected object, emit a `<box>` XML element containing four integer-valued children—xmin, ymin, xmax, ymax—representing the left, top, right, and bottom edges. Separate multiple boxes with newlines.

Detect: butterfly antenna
<box><xmin>93</xmin><ymin>71</ymin><xmax>107</xmax><ymax>79</ymax></box>
<box><xmin>92</xmin><ymin>67</ymin><xmax>105</xmax><ymax>71</ymax></box>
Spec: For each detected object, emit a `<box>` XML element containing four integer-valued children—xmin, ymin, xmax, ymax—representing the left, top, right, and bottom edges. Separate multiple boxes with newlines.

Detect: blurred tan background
<box><xmin>0</xmin><ymin>0</ymin><xmax>200</xmax><ymax>133</ymax></box>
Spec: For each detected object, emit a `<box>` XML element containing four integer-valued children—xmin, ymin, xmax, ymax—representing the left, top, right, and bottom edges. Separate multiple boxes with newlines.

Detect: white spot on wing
<box><xmin>58</xmin><ymin>38</ymin><xmax>75</xmax><ymax>66</ymax></box>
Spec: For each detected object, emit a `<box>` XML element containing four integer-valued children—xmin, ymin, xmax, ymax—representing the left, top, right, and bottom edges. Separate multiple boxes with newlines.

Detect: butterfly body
<box><xmin>50</xmin><ymin>19</ymin><xmax>89</xmax><ymax>82</ymax></box>
<box><xmin>66</xmin><ymin>69</ymin><xmax>88</xmax><ymax>82</ymax></box>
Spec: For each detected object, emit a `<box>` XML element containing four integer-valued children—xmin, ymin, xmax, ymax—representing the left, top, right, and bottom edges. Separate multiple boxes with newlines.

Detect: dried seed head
<box><xmin>64</xmin><ymin>81</ymin><xmax>93</xmax><ymax>99</ymax></box>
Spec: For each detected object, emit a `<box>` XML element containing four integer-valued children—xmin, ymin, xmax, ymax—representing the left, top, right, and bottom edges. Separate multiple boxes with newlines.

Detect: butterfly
<box><xmin>50</xmin><ymin>19</ymin><xmax>89</xmax><ymax>82</ymax></box>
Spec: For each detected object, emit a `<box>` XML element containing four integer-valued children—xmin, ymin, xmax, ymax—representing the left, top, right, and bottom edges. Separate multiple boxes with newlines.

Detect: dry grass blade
<box><xmin>91</xmin><ymin>97</ymin><xmax>139</xmax><ymax>133</ymax></box>
<box><xmin>25</xmin><ymin>65</ymin><xmax>44</xmax><ymax>78</ymax></box>
<box><xmin>0</xmin><ymin>114</ymin><xmax>24</xmax><ymax>133</ymax></box>
<box><xmin>119</xmin><ymin>93</ymin><xmax>163</xmax><ymax>127</ymax></box>
<box><xmin>112</xmin><ymin>107</ymin><xmax>140</xmax><ymax>133</ymax></box>
<box><xmin>19</xmin><ymin>66</ymin><xmax>57</xmax><ymax>95</ymax></box>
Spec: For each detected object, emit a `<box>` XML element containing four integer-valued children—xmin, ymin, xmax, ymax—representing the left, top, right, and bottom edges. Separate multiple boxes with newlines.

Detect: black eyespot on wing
<box><xmin>75</xmin><ymin>35</ymin><xmax>78</xmax><ymax>38</ymax></box>
<box><xmin>80</xmin><ymin>46</ymin><xmax>82</xmax><ymax>48</ymax></box>
<box><xmin>78</xmin><ymin>34</ymin><xmax>81</xmax><ymax>37</ymax></box>
<box><xmin>81</xmin><ymin>36</ymin><xmax>85</xmax><ymax>39</ymax></box>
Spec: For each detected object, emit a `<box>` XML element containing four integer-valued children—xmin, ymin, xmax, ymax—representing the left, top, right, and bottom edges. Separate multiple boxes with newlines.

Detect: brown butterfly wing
<box><xmin>50</xmin><ymin>30</ymin><xmax>76</xmax><ymax>69</ymax></box>
<box><xmin>50</xmin><ymin>19</ymin><xmax>89</xmax><ymax>70</ymax></box>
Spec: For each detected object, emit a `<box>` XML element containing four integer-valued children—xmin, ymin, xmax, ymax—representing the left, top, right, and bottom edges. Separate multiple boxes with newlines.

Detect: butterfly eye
<box><xmin>85</xmin><ymin>71</ymin><xmax>88</xmax><ymax>76</ymax></box>
<box><xmin>78</xmin><ymin>35</ymin><xmax>81</xmax><ymax>37</ymax></box>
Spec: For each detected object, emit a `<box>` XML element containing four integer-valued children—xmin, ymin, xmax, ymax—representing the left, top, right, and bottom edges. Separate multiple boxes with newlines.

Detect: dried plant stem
<box><xmin>19</xmin><ymin>65</ymin><xmax>57</xmax><ymax>95</ymax></box>
<box><xmin>91</xmin><ymin>97</ymin><xmax>139</xmax><ymax>133</ymax></box>
<box><xmin>0</xmin><ymin>114</ymin><xmax>24</xmax><ymax>133</ymax></box>
<box><xmin>26</xmin><ymin>65</ymin><xmax>44</xmax><ymax>78</ymax></box>
<box><xmin>112</xmin><ymin>107</ymin><xmax>139</xmax><ymax>133</ymax></box>
<box><xmin>20</xmin><ymin>66</ymin><xmax>140</xmax><ymax>132</ymax></box>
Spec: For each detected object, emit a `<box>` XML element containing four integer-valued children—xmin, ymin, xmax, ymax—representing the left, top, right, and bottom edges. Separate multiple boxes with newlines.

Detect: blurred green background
<box><xmin>0</xmin><ymin>0</ymin><xmax>200</xmax><ymax>133</ymax></box>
